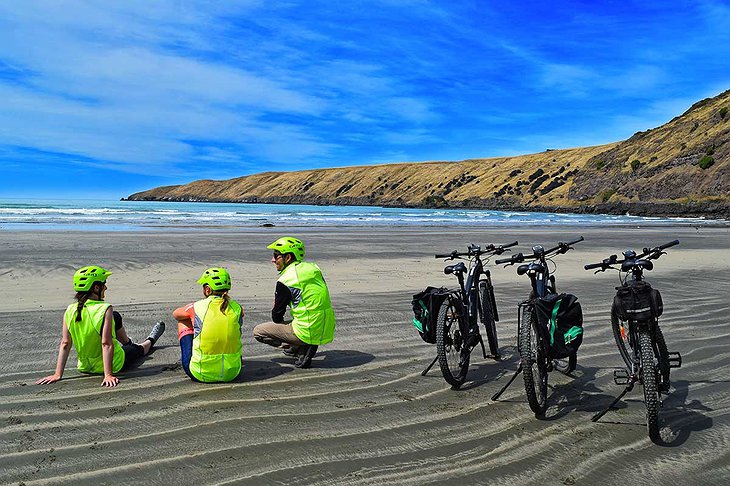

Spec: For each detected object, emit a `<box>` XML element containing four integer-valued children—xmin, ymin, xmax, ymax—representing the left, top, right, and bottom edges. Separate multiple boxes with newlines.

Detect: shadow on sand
<box><xmin>271</xmin><ymin>349</ymin><xmax>375</xmax><ymax>369</ymax></box>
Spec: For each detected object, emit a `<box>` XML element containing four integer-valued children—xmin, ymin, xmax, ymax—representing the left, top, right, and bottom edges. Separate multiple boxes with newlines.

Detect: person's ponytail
<box><xmin>219</xmin><ymin>292</ymin><xmax>230</xmax><ymax>313</ymax></box>
<box><xmin>75</xmin><ymin>292</ymin><xmax>89</xmax><ymax>322</ymax></box>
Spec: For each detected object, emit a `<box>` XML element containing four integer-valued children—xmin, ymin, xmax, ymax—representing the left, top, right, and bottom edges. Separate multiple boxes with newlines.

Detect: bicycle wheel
<box><xmin>654</xmin><ymin>324</ymin><xmax>671</xmax><ymax>390</ymax></box>
<box><xmin>436</xmin><ymin>297</ymin><xmax>469</xmax><ymax>388</ymax></box>
<box><xmin>611</xmin><ymin>307</ymin><xmax>635</xmax><ymax>370</ymax></box>
<box><xmin>478</xmin><ymin>280</ymin><xmax>500</xmax><ymax>358</ymax></box>
<box><xmin>518</xmin><ymin>305</ymin><xmax>548</xmax><ymax>416</ymax></box>
<box><xmin>638</xmin><ymin>330</ymin><xmax>660</xmax><ymax>440</ymax></box>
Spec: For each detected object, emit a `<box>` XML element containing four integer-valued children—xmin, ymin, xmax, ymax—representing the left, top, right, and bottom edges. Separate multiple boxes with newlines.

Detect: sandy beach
<box><xmin>0</xmin><ymin>225</ymin><xmax>728</xmax><ymax>485</ymax></box>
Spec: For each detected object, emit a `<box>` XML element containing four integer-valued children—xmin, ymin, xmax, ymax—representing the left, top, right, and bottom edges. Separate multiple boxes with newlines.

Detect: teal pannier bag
<box><xmin>534</xmin><ymin>293</ymin><xmax>583</xmax><ymax>359</ymax></box>
<box><xmin>411</xmin><ymin>286</ymin><xmax>449</xmax><ymax>344</ymax></box>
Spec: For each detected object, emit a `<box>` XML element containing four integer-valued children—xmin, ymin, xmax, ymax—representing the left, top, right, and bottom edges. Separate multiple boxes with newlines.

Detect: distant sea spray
<box><xmin>0</xmin><ymin>199</ymin><xmax>718</xmax><ymax>231</ymax></box>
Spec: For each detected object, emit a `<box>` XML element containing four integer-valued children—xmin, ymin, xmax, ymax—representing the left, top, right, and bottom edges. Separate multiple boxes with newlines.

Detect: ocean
<box><xmin>0</xmin><ymin>198</ymin><xmax>719</xmax><ymax>231</ymax></box>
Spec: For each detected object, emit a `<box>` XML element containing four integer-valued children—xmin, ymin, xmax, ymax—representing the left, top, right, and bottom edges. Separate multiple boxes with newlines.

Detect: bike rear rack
<box><xmin>668</xmin><ymin>351</ymin><xmax>682</xmax><ymax>368</ymax></box>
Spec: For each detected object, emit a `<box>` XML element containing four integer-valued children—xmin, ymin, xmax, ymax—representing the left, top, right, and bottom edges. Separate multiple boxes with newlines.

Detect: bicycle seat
<box><xmin>444</xmin><ymin>262</ymin><xmax>467</xmax><ymax>275</ymax></box>
<box><xmin>518</xmin><ymin>262</ymin><xmax>545</xmax><ymax>275</ymax></box>
<box><xmin>622</xmin><ymin>259</ymin><xmax>653</xmax><ymax>272</ymax></box>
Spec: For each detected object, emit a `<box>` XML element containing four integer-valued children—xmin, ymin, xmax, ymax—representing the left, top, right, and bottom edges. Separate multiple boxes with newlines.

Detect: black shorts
<box><xmin>121</xmin><ymin>341</ymin><xmax>145</xmax><ymax>370</ymax></box>
<box><xmin>113</xmin><ymin>311</ymin><xmax>145</xmax><ymax>370</ymax></box>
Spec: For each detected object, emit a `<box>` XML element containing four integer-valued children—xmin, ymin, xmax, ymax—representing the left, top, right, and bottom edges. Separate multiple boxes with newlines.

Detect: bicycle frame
<box><xmin>621</xmin><ymin>260</ymin><xmax>656</xmax><ymax>371</ymax></box>
<box><xmin>451</xmin><ymin>251</ymin><xmax>488</xmax><ymax>331</ymax></box>
<box><xmin>491</xmin><ymin>236</ymin><xmax>584</xmax><ymax>411</ymax></box>
<box><xmin>522</xmin><ymin>247</ymin><xmax>557</xmax><ymax>298</ymax></box>
<box><xmin>437</xmin><ymin>243</ymin><xmax>514</xmax><ymax>336</ymax></box>
<box><xmin>428</xmin><ymin>242</ymin><xmax>517</xmax><ymax>386</ymax></box>
<box><xmin>585</xmin><ymin>240</ymin><xmax>682</xmax><ymax>438</ymax></box>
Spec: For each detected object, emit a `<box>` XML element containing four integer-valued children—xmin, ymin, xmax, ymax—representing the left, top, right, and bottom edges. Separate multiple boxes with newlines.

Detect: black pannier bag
<box><xmin>411</xmin><ymin>286</ymin><xmax>450</xmax><ymax>344</ymax></box>
<box><xmin>613</xmin><ymin>281</ymin><xmax>663</xmax><ymax>321</ymax></box>
<box><xmin>534</xmin><ymin>293</ymin><xmax>584</xmax><ymax>359</ymax></box>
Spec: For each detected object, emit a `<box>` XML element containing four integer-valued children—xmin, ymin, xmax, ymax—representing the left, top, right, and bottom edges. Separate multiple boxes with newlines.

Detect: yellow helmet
<box><xmin>267</xmin><ymin>237</ymin><xmax>305</xmax><ymax>262</ymax></box>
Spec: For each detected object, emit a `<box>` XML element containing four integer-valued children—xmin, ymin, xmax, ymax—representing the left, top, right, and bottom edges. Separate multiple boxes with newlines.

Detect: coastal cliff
<box><xmin>127</xmin><ymin>90</ymin><xmax>730</xmax><ymax>217</ymax></box>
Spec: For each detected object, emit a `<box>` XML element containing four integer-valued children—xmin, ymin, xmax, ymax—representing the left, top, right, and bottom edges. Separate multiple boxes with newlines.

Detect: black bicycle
<box><xmin>586</xmin><ymin>240</ymin><xmax>682</xmax><ymax>440</ymax></box>
<box><xmin>492</xmin><ymin>237</ymin><xmax>584</xmax><ymax>416</ymax></box>
<box><xmin>427</xmin><ymin>242</ymin><xmax>517</xmax><ymax>388</ymax></box>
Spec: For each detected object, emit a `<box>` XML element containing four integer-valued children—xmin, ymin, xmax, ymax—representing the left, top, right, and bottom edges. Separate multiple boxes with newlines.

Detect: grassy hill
<box><xmin>127</xmin><ymin>90</ymin><xmax>730</xmax><ymax>217</ymax></box>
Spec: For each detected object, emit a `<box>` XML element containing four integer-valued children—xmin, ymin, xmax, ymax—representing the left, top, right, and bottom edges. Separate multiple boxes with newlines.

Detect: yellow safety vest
<box><xmin>64</xmin><ymin>300</ymin><xmax>124</xmax><ymax>374</ymax></box>
<box><xmin>278</xmin><ymin>261</ymin><xmax>336</xmax><ymax>345</ymax></box>
<box><xmin>190</xmin><ymin>295</ymin><xmax>243</xmax><ymax>382</ymax></box>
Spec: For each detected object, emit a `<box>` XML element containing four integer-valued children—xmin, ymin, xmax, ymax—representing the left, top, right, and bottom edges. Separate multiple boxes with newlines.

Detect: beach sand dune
<box><xmin>0</xmin><ymin>226</ymin><xmax>728</xmax><ymax>484</ymax></box>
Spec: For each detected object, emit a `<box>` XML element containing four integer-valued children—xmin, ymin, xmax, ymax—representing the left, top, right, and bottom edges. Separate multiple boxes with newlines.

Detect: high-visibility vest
<box><xmin>64</xmin><ymin>300</ymin><xmax>124</xmax><ymax>374</ymax></box>
<box><xmin>190</xmin><ymin>295</ymin><xmax>243</xmax><ymax>382</ymax></box>
<box><xmin>278</xmin><ymin>261</ymin><xmax>336</xmax><ymax>345</ymax></box>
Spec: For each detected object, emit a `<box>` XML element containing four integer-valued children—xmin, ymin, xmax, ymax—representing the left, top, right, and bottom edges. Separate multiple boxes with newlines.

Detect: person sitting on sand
<box><xmin>253</xmin><ymin>237</ymin><xmax>336</xmax><ymax>369</ymax></box>
<box><xmin>172</xmin><ymin>267</ymin><xmax>243</xmax><ymax>382</ymax></box>
<box><xmin>37</xmin><ymin>265</ymin><xmax>165</xmax><ymax>388</ymax></box>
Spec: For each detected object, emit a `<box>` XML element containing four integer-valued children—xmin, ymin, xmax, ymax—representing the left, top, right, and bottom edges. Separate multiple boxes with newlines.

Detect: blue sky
<box><xmin>1</xmin><ymin>1</ymin><xmax>729</xmax><ymax>199</ymax></box>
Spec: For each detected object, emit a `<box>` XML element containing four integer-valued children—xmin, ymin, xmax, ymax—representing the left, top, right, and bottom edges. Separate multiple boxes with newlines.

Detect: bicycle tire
<box><xmin>478</xmin><ymin>280</ymin><xmax>500</xmax><ymax>358</ymax></box>
<box><xmin>654</xmin><ymin>324</ymin><xmax>671</xmax><ymax>389</ymax></box>
<box><xmin>611</xmin><ymin>307</ymin><xmax>635</xmax><ymax>370</ymax></box>
<box><xmin>639</xmin><ymin>330</ymin><xmax>660</xmax><ymax>440</ymax></box>
<box><xmin>436</xmin><ymin>297</ymin><xmax>469</xmax><ymax>388</ymax></box>
<box><xmin>518</xmin><ymin>304</ymin><xmax>548</xmax><ymax>416</ymax></box>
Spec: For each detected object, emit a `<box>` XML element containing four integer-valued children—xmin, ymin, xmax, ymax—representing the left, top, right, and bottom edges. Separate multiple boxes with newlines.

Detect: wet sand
<box><xmin>0</xmin><ymin>225</ymin><xmax>728</xmax><ymax>485</ymax></box>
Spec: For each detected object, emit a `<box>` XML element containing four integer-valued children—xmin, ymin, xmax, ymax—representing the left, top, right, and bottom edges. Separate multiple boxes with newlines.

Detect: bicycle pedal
<box><xmin>668</xmin><ymin>352</ymin><xmax>682</xmax><ymax>368</ymax></box>
<box><xmin>613</xmin><ymin>369</ymin><xmax>631</xmax><ymax>385</ymax></box>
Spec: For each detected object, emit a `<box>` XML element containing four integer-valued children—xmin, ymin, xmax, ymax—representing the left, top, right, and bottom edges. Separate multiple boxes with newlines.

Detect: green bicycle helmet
<box><xmin>267</xmin><ymin>237</ymin><xmax>305</xmax><ymax>262</ymax></box>
<box><xmin>197</xmin><ymin>267</ymin><xmax>232</xmax><ymax>290</ymax></box>
<box><xmin>73</xmin><ymin>265</ymin><xmax>112</xmax><ymax>292</ymax></box>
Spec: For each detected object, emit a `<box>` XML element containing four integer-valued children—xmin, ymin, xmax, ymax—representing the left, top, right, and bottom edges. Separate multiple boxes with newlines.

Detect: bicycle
<box><xmin>491</xmin><ymin>237</ymin><xmax>584</xmax><ymax>417</ymax></box>
<box><xmin>585</xmin><ymin>240</ymin><xmax>682</xmax><ymax>440</ymax></box>
<box><xmin>425</xmin><ymin>242</ymin><xmax>518</xmax><ymax>388</ymax></box>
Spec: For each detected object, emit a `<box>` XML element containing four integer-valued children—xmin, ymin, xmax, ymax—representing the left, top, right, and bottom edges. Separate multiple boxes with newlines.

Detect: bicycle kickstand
<box><xmin>478</xmin><ymin>334</ymin><xmax>488</xmax><ymax>359</ymax></box>
<box><xmin>491</xmin><ymin>362</ymin><xmax>523</xmax><ymax>401</ymax></box>
<box><xmin>421</xmin><ymin>356</ymin><xmax>439</xmax><ymax>376</ymax></box>
<box><xmin>591</xmin><ymin>373</ymin><xmax>637</xmax><ymax>422</ymax></box>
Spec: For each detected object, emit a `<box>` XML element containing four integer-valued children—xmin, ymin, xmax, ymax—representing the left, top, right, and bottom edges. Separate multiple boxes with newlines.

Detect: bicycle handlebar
<box><xmin>495</xmin><ymin>253</ymin><xmax>522</xmax><ymax>265</ymax></box>
<box><xmin>435</xmin><ymin>250</ymin><xmax>459</xmax><ymax>259</ymax></box>
<box><xmin>583</xmin><ymin>239</ymin><xmax>679</xmax><ymax>271</ymax></box>
<box><xmin>641</xmin><ymin>239</ymin><xmax>680</xmax><ymax>258</ymax></box>
<box><xmin>435</xmin><ymin>241</ymin><xmax>519</xmax><ymax>260</ymax></box>
<box><xmin>544</xmin><ymin>236</ymin><xmax>585</xmax><ymax>255</ymax></box>
<box><xmin>494</xmin><ymin>236</ymin><xmax>584</xmax><ymax>266</ymax></box>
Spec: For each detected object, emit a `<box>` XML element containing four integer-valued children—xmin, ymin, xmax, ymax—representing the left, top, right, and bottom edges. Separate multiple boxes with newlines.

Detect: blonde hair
<box><xmin>212</xmin><ymin>290</ymin><xmax>230</xmax><ymax>312</ymax></box>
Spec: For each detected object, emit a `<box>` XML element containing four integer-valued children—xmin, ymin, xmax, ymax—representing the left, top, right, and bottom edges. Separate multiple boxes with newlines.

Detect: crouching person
<box><xmin>173</xmin><ymin>268</ymin><xmax>243</xmax><ymax>382</ymax></box>
<box><xmin>253</xmin><ymin>237</ymin><xmax>335</xmax><ymax>368</ymax></box>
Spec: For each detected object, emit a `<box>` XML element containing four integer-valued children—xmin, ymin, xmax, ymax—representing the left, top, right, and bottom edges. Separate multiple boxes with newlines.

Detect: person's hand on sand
<box><xmin>102</xmin><ymin>374</ymin><xmax>119</xmax><ymax>387</ymax></box>
<box><xmin>36</xmin><ymin>373</ymin><xmax>62</xmax><ymax>385</ymax></box>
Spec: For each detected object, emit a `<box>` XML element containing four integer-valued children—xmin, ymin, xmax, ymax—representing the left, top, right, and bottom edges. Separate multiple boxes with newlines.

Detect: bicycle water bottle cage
<box><xmin>621</xmin><ymin>259</ymin><xmax>653</xmax><ymax>272</ymax></box>
<box><xmin>444</xmin><ymin>262</ymin><xmax>467</xmax><ymax>275</ymax></box>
